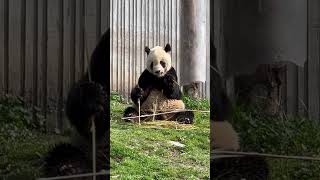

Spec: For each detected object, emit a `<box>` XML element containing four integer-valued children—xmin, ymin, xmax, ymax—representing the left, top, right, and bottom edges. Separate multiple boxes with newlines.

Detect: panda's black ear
<box><xmin>145</xmin><ymin>46</ymin><xmax>150</xmax><ymax>55</ymax></box>
<box><xmin>164</xmin><ymin>43</ymin><xmax>171</xmax><ymax>52</ymax></box>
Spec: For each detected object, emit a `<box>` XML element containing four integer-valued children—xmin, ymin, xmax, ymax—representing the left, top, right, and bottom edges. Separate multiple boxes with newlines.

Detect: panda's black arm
<box><xmin>162</xmin><ymin>67</ymin><xmax>182</xmax><ymax>100</ymax></box>
<box><xmin>131</xmin><ymin>70</ymin><xmax>155</xmax><ymax>105</ymax></box>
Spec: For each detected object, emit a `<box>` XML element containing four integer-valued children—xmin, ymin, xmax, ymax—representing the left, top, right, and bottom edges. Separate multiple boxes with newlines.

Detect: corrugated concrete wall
<box><xmin>110</xmin><ymin>0</ymin><xmax>210</xmax><ymax>100</ymax></box>
<box><xmin>0</xmin><ymin>0</ymin><xmax>110</xmax><ymax>132</ymax></box>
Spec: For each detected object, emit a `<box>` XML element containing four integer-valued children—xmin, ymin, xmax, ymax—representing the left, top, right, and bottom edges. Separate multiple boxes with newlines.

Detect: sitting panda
<box><xmin>124</xmin><ymin>44</ymin><xmax>194</xmax><ymax>124</ymax></box>
<box><xmin>210</xmin><ymin>43</ymin><xmax>269</xmax><ymax>179</ymax></box>
<box><xmin>43</xmin><ymin>29</ymin><xmax>110</xmax><ymax>179</ymax></box>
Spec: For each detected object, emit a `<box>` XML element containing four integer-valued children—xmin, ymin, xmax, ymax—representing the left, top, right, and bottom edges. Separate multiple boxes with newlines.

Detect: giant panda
<box><xmin>43</xmin><ymin>29</ymin><xmax>110</xmax><ymax>179</ymax></box>
<box><xmin>210</xmin><ymin>43</ymin><xmax>269</xmax><ymax>179</ymax></box>
<box><xmin>123</xmin><ymin>44</ymin><xmax>194</xmax><ymax>124</ymax></box>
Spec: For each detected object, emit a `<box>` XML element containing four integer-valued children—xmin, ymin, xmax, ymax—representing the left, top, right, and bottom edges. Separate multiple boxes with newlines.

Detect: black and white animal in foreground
<box><xmin>210</xmin><ymin>45</ymin><xmax>269</xmax><ymax>179</ymax></box>
<box><xmin>43</xmin><ymin>29</ymin><xmax>110</xmax><ymax>179</ymax></box>
<box><xmin>123</xmin><ymin>44</ymin><xmax>194</xmax><ymax>124</ymax></box>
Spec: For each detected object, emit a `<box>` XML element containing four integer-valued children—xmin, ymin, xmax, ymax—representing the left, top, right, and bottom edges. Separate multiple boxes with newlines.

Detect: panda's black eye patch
<box><xmin>160</xmin><ymin>61</ymin><xmax>166</xmax><ymax>68</ymax></box>
<box><xmin>150</xmin><ymin>62</ymin><xmax>153</xmax><ymax>69</ymax></box>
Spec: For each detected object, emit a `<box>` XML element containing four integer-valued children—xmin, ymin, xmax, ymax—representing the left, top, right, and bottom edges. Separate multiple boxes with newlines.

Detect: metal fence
<box><xmin>110</xmin><ymin>0</ymin><xmax>211</xmax><ymax>100</ymax></box>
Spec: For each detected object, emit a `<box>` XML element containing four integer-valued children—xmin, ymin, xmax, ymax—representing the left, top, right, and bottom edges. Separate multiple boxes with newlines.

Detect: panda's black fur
<box><xmin>43</xmin><ymin>29</ymin><xmax>110</xmax><ymax>179</ymax></box>
<box><xmin>130</xmin><ymin>67</ymin><xmax>182</xmax><ymax>105</ymax></box>
<box><xmin>210</xmin><ymin>41</ymin><xmax>269</xmax><ymax>179</ymax></box>
<box><xmin>123</xmin><ymin>44</ymin><xmax>194</xmax><ymax>124</ymax></box>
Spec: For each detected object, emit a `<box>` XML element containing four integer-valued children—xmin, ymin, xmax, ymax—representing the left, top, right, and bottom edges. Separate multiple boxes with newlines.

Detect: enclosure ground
<box><xmin>0</xmin><ymin>129</ymin><xmax>68</xmax><ymax>179</ymax></box>
<box><xmin>110</xmin><ymin>94</ymin><xmax>210</xmax><ymax>179</ymax></box>
<box><xmin>1</xmin><ymin>95</ymin><xmax>320</xmax><ymax>179</ymax></box>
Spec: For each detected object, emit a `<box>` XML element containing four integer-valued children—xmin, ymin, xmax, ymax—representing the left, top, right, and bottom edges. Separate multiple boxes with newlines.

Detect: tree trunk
<box><xmin>180</xmin><ymin>0</ymin><xmax>207</xmax><ymax>98</ymax></box>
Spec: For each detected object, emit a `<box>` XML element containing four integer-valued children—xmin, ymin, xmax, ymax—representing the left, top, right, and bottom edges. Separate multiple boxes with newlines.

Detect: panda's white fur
<box><xmin>137</xmin><ymin>89</ymin><xmax>185</xmax><ymax>112</ymax></box>
<box><xmin>211</xmin><ymin>121</ymin><xmax>240</xmax><ymax>151</ymax></box>
<box><xmin>146</xmin><ymin>46</ymin><xmax>172</xmax><ymax>77</ymax></box>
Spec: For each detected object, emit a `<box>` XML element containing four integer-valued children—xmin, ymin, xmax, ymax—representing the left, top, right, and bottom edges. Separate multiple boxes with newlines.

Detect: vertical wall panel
<box><xmin>69</xmin><ymin>0</ymin><xmax>76</xmax><ymax>86</ymax></box>
<box><xmin>100</xmin><ymin>0</ymin><xmax>109</xmax><ymax>35</ymax></box>
<box><xmin>308</xmin><ymin>0</ymin><xmax>320</xmax><ymax>121</ymax></box>
<box><xmin>121</xmin><ymin>0</ymin><xmax>125</xmax><ymax>96</ymax></box>
<box><xmin>111</xmin><ymin>0</ymin><xmax>117</xmax><ymax>90</ymax></box>
<box><xmin>127</xmin><ymin>0</ymin><xmax>131</xmax><ymax>98</ymax></box>
<box><xmin>25</xmin><ymin>0</ymin><xmax>37</xmax><ymax>104</ymax></box>
<box><xmin>308</xmin><ymin>30</ymin><xmax>320</xmax><ymax>121</ymax></box>
<box><xmin>62</xmin><ymin>0</ymin><xmax>72</xmax><ymax>130</ymax></box>
<box><xmin>8</xmin><ymin>0</ymin><xmax>22</xmax><ymax>95</ymax></box>
<box><xmin>63</xmin><ymin>0</ymin><xmax>71</xmax><ymax>99</ymax></box>
<box><xmin>133</xmin><ymin>0</ymin><xmax>137</xmax><ymax>88</ymax></box>
<box><xmin>286</xmin><ymin>63</ymin><xmax>298</xmax><ymax>115</ymax></box>
<box><xmin>46</xmin><ymin>0</ymin><xmax>60</xmax><ymax>132</ymax></box>
<box><xmin>0</xmin><ymin>0</ymin><xmax>5</xmax><ymax>94</ymax></box>
<box><xmin>57</xmin><ymin>0</ymin><xmax>64</xmax><ymax>131</ymax></box>
<box><xmin>20</xmin><ymin>0</ymin><xmax>26</xmax><ymax>97</ymax></box>
<box><xmin>298</xmin><ymin>65</ymin><xmax>308</xmax><ymax>115</ymax></box>
<box><xmin>3</xmin><ymin>0</ymin><xmax>9</xmax><ymax>93</ymax></box>
<box><xmin>38</xmin><ymin>0</ymin><xmax>48</xmax><ymax>123</ymax></box>
<box><xmin>115</xmin><ymin>0</ymin><xmax>120</xmax><ymax>91</ymax></box>
<box><xmin>138</xmin><ymin>0</ymin><xmax>144</xmax><ymax>83</ymax></box>
<box><xmin>75</xmin><ymin>0</ymin><xmax>85</xmax><ymax>81</ymax></box>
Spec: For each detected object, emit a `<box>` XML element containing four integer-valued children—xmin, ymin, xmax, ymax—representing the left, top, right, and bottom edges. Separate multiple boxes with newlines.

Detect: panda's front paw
<box><xmin>132</xmin><ymin>87</ymin><xmax>144</xmax><ymax>99</ymax></box>
<box><xmin>163</xmin><ymin>75</ymin><xmax>175</xmax><ymax>88</ymax></box>
<box><xmin>131</xmin><ymin>86</ymin><xmax>145</xmax><ymax>105</ymax></box>
<box><xmin>163</xmin><ymin>75</ymin><xmax>182</xmax><ymax>99</ymax></box>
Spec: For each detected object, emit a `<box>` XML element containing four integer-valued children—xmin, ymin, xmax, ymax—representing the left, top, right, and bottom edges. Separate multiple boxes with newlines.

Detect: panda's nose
<box><xmin>155</xmin><ymin>70</ymin><xmax>160</xmax><ymax>74</ymax></box>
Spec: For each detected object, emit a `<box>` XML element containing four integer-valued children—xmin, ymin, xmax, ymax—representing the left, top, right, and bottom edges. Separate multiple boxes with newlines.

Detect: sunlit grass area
<box><xmin>110</xmin><ymin>93</ymin><xmax>210</xmax><ymax>179</ymax></box>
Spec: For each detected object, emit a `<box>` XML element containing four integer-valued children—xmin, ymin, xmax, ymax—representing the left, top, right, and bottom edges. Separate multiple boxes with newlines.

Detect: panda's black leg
<box><xmin>123</xmin><ymin>107</ymin><xmax>139</xmax><ymax>122</ymax></box>
<box><xmin>175</xmin><ymin>111</ymin><xmax>194</xmax><ymax>124</ymax></box>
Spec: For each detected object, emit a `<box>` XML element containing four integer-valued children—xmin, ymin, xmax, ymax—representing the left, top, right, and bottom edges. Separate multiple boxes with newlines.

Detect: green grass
<box><xmin>231</xmin><ymin>104</ymin><xmax>320</xmax><ymax>180</ymax></box>
<box><xmin>110</xmin><ymin>93</ymin><xmax>210</xmax><ymax>179</ymax></box>
<box><xmin>0</xmin><ymin>95</ymin><xmax>68</xmax><ymax>180</ymax></box>
<box><xmin>4</xmin><ymin>92</ymin><xmax>319</xmax><ymax>179</ymax></box>
<box><xmin>0</xmin><ymin>94</ymin><xmax>210</xmax><ymax>179</ymax></box>
<box><xmin>0</xmin><ymin>128</ymin><xmax>68</xmax><ymax>180</ymax></box>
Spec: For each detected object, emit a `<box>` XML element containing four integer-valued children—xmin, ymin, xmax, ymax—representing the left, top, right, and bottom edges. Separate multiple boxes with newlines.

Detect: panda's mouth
<box><xmin>154</xmin><ymin>70</ymin><xmax>164</xmax><ymax>76</ymax></box>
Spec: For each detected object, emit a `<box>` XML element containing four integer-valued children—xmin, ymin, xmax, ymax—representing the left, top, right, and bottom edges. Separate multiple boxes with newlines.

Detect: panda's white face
<box><xmin>145</xmin><ymin>45</ymin><xmax>172</xmax><ymax>77</ymax></box>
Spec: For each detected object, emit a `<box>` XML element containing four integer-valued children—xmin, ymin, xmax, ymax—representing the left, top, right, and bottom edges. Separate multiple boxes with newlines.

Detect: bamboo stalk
<box><xmin>138</xmin><ymin>98</ymin><xmax>141</xmax><ymax>125</ymax></box>
<box><xmin>122</xmin><ymin>109</ymin><xmax>210</xmax><ymax>120</ymax></box>
<box><xmin>90</xmin><ymin>116</ymin><xmax>96</xmax><ymax>180</ymax></box>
